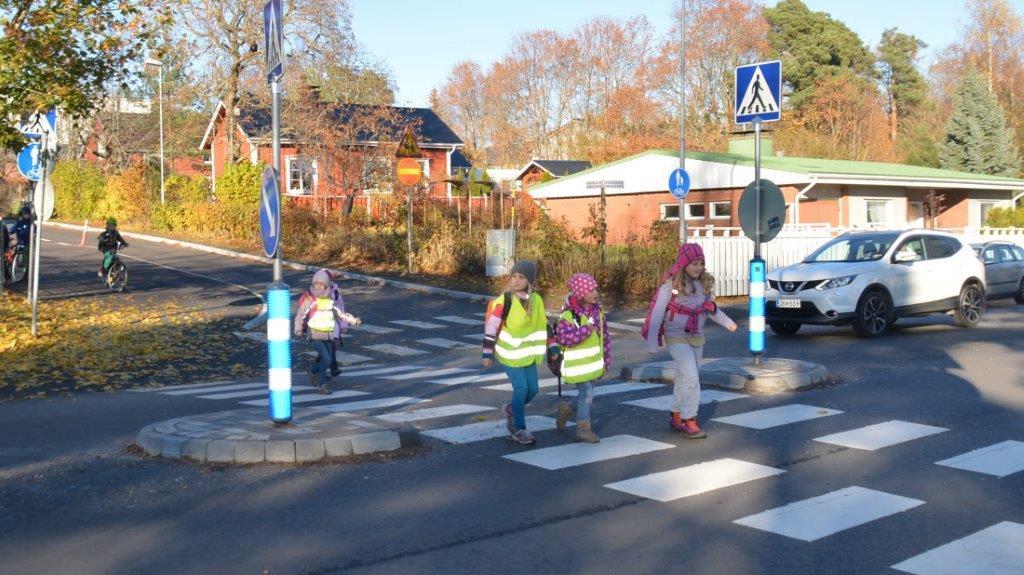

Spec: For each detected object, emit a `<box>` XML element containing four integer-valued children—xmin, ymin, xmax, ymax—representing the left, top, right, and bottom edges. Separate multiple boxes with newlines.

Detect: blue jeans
<box><xmin>574</xmin><ymin>381</ymin><xmax>595</xmax><ymax>421</ymax></box>
<box><xmin>309</xmin><ymin>340</ymin><xmax>333</xmax><ymax>387</ymax></box>
<box><xmin>502</xmin><ymin>363</ymin><xmax>539</xmax><ymax>430</ymax></box>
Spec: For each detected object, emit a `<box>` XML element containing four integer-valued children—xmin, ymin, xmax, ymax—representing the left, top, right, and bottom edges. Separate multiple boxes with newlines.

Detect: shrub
<box><xmin>215</xmin><ymin>162</ymin><xmax>263</xmax><ymax>207</ymax></box>
<box><xmin>51</xmin><ymin>160</ymin><xmax>107</xmax><ymax>220</ymax></box>
<box><xmin>986</xmin><ymin>207</ymin><xmax>1024</xmax><ymax>227</ymax></box>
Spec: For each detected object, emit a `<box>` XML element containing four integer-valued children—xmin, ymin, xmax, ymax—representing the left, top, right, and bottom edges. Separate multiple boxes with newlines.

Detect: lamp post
<box><xmin>145</xmin><ymin>57</ymin><xmax>165</xmax><ymax>204</ymax></box>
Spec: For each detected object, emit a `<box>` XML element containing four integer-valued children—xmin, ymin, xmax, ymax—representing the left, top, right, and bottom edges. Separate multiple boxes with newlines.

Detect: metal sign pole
<box><xmin>266</xmin><ymin>72</ymin><xmax>291</xmax><ymax>424</ymax></box>
<box><xmin>677</xmin><ymin>0</ymin><xmax>687</xmax><ymax>243</ymax></box>
<box><xmin>749</xmin><ymin>118</ymin><xmax>765</xmax><ymax>364</ymax></box>
<box><xmin>407</xmin><ymin>185</ymin><xmax>414</xmax><ymax>274</ymax></box>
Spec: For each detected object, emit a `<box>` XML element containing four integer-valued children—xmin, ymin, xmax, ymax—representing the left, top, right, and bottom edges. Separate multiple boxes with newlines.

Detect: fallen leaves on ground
<box><xmin>0</xmin><ymin>292</ymin><xmax>264</xmax><ymax>399</ymax></box>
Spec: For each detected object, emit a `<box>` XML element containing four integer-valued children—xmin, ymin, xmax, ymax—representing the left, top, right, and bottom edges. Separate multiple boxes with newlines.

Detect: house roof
<box><xmin>515</xmin><ymin>159</ymin><xmax>592</xmax><ymax>180</ymax></box>
<box><xmin>528</xmin><ymin>149</ymin><xmax>1024</xmax><ymax>198</ymax></box>
<box><xmin>200</xmin><ymin>101</ymin><xmax>464</xmax><ymax>150</ymax></box>
<box><xmin>450</xmin><ymin>149</ymin><xmax>472</xmax><ymax>171</ymax></box>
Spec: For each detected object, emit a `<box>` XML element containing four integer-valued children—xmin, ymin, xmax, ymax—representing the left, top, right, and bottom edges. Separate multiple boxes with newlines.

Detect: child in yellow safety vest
<box><xmin>482</xmin><ymin>260</ymin><xmax>557</xmax><ymax>446</ymax></box>
<box><xmin>294</xmin><ymin>269</ymin><xmax>361</xmax><ymax>394</ymax></box>
<box><xmin>554</xmin><ymin>273</ymin><xmax>610</xmax><ymax>443</ymax></box>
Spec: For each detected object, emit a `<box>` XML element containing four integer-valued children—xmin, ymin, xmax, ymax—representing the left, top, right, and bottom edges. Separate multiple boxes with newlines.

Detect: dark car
<box><xmin>972</xmin><ymin>241</ymin><xmax>1024</xmax><ymax>304</ymax></box>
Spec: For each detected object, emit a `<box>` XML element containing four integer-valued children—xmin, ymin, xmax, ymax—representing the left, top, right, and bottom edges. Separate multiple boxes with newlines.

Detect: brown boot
<box><xmin>575</xmin><ymin>420</ymin><xmax>600</xmax><ymax>443</ymax></box>
<box><xmin>556</xmin><ymin>400</ymin><xmax>574</xmax><ymax>431</ymax></box>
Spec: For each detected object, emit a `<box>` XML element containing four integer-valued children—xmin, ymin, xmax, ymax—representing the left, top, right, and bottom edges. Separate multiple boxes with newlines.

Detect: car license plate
<box><xmin>777</xmin><ymin>299</ymin><xmax>802</xmax><ymax>309</ymax></box>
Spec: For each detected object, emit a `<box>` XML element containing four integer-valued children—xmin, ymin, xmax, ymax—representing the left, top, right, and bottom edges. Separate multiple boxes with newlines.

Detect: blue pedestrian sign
<box><xmin>263</xmin><ymin>0</ymin><xmax>284</xmax><ymax>84</ymax></box>
<box><xmin>668</xmin><ymin>168</ymin><xmax>691</xmax><ymax>199</ymax></box>
<box><xmin>260</xmin><ymin>166</ymin><xmax>281</xmax><ymax>258</ymax></box>
<box><xmin>17</xmin><ymin>143</ymin><xmax>42</xmax><ymax>181</ymax></box>
<box><xmin>20</xmin><ymin>109</ymin><xmax>57</xmax><ymax>138</ymax></box>
<box><xmin>735</xmin><ymin>60</ymin><xmax>782</xmax><ymax>124</ymax></box>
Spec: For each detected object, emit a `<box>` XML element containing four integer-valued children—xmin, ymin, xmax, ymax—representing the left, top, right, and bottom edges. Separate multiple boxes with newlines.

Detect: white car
<box><xmin>766</xmin><ymin>230</ymin><xmax>986</xmax><ymax>337</ymax></box>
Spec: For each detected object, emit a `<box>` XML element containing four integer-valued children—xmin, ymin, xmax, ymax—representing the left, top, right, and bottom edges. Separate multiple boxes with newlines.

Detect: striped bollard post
<box><xmin>748</xmin><ymin>257</ymin><xmax>766</xmax><ymax>363</ymax></box>
<box><xmin>266</xmin><ymin>282</ymin><xmax>292</xmax><ymax>423</ymax></box>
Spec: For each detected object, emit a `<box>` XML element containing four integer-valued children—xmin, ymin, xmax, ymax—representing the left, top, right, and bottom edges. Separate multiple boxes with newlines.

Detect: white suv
<box><xmin>766</xmin><ymin>230</ymin><xmax>986</xmax><ymax>337</ymax></box>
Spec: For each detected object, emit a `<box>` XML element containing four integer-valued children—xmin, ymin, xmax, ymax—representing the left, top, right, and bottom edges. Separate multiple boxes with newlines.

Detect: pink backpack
<box><xmin>640</xmin><ymin>284</ymin><xmax>686</xmax><ymax>347</ymax></box>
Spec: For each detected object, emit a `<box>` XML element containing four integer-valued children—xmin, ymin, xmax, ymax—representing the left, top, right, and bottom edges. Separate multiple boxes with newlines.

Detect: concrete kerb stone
<box><xmin>43</xmin><ymin>222</ymin><xmax>489</xmax><ymax>332</ymax></box>
<box><xmin>132</xmin><ymin>407</ymin><xmax>415</xmax><ymax>465</ymax></box>
<box><xmin>620</xmin><ymin>357</ymin><xmax>830</xmax><ymax>394</ymax></box>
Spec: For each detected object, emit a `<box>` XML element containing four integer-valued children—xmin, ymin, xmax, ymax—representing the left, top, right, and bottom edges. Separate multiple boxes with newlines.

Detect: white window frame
<box><xmin>659</xmin><ymin>203</ymin><xmax>680</xmax><ymax>221</ymax></box>
<box><xmin>710</xmin><ymin>201</ymin><xmax>732</xmax><ymax>219</ymax></box>
<box><xmin>864</xmin><ymin>198</ymin><xmax>892</xmax><ymax>226</ymax></box>
<box><xmin>685</xmin><ymin>202</ymin><xmax>706</xmax><ymax>220</ymax></box>
<box><xmin>362</xmin><ymin>156</ymin><xmax>394</xmax><ymax>195</ymax></box>
<box><xmin>285</xmin><ymin>156</ymin><xmax>317</xmax><ymax>196</ymax></box>
<box><xmin>417</xmin><ymin>158</ymin><xmax>430</xmax><ymax>180</ymax></box>
<box><xmin>978</xmin><ymin>201</ymin><xmax>999</xmax><ymax>227</ymax></box>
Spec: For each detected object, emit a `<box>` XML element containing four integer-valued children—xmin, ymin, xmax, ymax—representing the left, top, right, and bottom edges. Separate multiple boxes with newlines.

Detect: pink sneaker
<box><xmin>681</xmin><ymin>418</ymin><xmax>707</xmax><ymax>439</ymax></box>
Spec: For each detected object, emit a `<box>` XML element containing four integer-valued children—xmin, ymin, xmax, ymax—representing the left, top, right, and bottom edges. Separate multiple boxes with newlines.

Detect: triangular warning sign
<box><xmin>737</xmin><ymin>66</ymin><xmax>778</xmax><ymax>116</ymax></box>
<box><xmin>395</xmin><ymin>124</ymin><xmax>422</xmax><ymax>158</ymax></box>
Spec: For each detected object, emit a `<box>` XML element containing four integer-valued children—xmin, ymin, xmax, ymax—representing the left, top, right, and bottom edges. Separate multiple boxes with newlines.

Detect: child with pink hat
<box><xmin>642</xmin><ymin>243</ymin><xmax>737</xmax><ymax>439</ymax></box>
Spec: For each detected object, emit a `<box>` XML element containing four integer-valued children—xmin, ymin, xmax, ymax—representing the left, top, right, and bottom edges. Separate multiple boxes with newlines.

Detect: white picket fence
<box><xmin>689</xmin><ymin>226</ymin><xmax>1024</xmax><ymax>296</ymax></box>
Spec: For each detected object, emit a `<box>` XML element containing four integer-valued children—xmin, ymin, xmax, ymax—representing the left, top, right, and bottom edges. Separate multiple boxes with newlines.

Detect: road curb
<box><xmin>44</xmin><ymin>221</ymin><xmax>490</xmax><ymax>328</ymax></box>
<box><xmin>136</xmin><ymin>407</ymin><xmax>418</xmax><ymax>465</ymax></box>
<box><xmin>620</xmin><ymin>357</ymin><xmax>829</xmax><ymax>394</ymax></box>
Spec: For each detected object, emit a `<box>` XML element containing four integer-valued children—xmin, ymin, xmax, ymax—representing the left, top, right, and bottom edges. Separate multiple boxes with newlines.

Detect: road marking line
<box><xmin>312</xmin><ymin>396</ymin><xmax>428</xmax><ymax>413</ymax></box>
<box><xmin>197</xmin><ymin>386</ymin><xmax>316</xmax><ymax>400</ymax></box>
<box><xmin>606</xmin><ymin>321</ymin><xmax>641</xmax><ymax>333</ymax></box>
<box><xmin>461</xmin><ymin>334</ymin><xmax>485</xmax><ymax>342</ymax></box>
<box><xmin>814</xmin><ymin>420</ymin><xmax>948</xmax><ymax>451</ymax></box>
<box><xmin>626</xmin><ymin>318</ymin><xmax>645</xmax><ymax>323</ymax></box>
<box><xmin>423</xmin><ymin>415</ymin><xmax>564</xmax><ymax>444</ymax></box>
<box><xmin>240</xmin><ymin>390</ymin><xmax>369</xmax><ymax>406</ymax></box>
<box><xmin>300</xmin><ymin>351</ymin><xmax>374</xmax><ymax>364</ymax></box>
<box><xmin>389</xmin><ymin>320</ymin><xmax>445</xmax><ymax>329</ymax></box>
<box><xmin>622</xmin><ymin>390</ymin><xmax>748</xmax><ymax>410</ymax></box>
<box><xmin>605</xmin><ymin>458</ymin><xmax>784</xmax><ymax>502</ymax></box>
<box><xmin>482</xmin><ymin>378</ymin><xmax>559</xmax><ymax>392</ymax></box>
<box><xmin>380</xmin><ymin>367</ymin><xmax>475</xmax><ymax>381</ymax></box>
<box><xmin>342</xmin><ymin>365</ymin><xmax>418</xmax><ymax>377</ymax></box>
<box><xmin>427</xmin><ymin>372</ymin><xmax>507</xmax><ymax>386</ymax></box>
<box><xmin>434</xmin><ymin>315</ymin><xmax>481</xmax><ymax>325</ymax></box>
<box><xmin>128</xmin><ymin>380</ymin><xmax>239</xmax><ymax>392</ymax></box>
<box><xmin>350</xmin><ymin>323</ymin><xmax>400</xmax><ymax>334</ymax></box>
<box><xmin>734</xmin><ymin>486</ymin><xmax>924</xmax><ymax>542</ymax></box>
<box><xmin>892</xmin><ymin>521</ymin><xmax>1024</xmax><ymax>574</ymax></box>
<box><xmin>376</xmin><ymin>404</ymin><xmax>494</xmax><ymax>423</ymax></box>
<box><xmin>161</xmin><ymin>382</ymin><xmax>267</xmax><ymax>396</ymax></box>
<box><xmin>712</xmin><ymin>404</ymin><xmax>843</xmax><ymax>429</ymax></box>
<box><xmin>504</xmin><ymin>435</ymin><xmax>675</xmax><ymax>470</ymax></box>
<box><xmin>549</xmin><ymin>382</ymin><xmax>663</xmax><ymax>397</ymax></box>
<box><xmin>416</xmin><ymin>337</ymin><xmax>477</xmax><ymax>350</ymax></box>
<box><xmin>936</xmin><ymin>440</ymin><xmax>1024</xmax><ymax>477</ymax></box>
<box><xmin>362</xmin><ymin>343</ymin><xmax>427</xmax><ymax>356</ymax></box>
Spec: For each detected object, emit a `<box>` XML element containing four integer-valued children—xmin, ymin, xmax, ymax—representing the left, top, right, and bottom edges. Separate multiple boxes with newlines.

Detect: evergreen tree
<box><xmin>939</xmin><ymin>73</ymin><xmax>1021</xmax><ymax>176</ymax></box>
<box><xmin>764</xmin><ymin>0</ymin><xmax>876</xmax><ymax>109</ymax></box>
<box><xmin>877</xmin><ymin>29</ymin><xmax>928</xmax><ymax>140</ymax></box>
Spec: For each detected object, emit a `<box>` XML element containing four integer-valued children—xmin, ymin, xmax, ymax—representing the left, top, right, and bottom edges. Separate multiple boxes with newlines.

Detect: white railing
<box><xmin>689</xmin><ymin>226</ymin><xmax>1024</xmax><ymax>296</ymax></box>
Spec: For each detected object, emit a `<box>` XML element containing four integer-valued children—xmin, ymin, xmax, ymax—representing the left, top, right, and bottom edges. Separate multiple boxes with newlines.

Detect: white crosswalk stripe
<box><xmin>381</xmin><ymin>367</ymin><xmax>476</xmax><ymax>381</ymax></box>
<box><xmin>312</xmin><ymin>396</ymin><xmax>428</xmax><ymax>413</ymax></box>
<box><xmin>622</xmin><ymin>390</ymin><xmax>747</xmax><ymax>410</ymax></box>
<box><xmin>461</xmin><ymin>334</ymin><xmax>485</xmax><ymax>341</ymax></box>
<box><xmin>712</xmin><ymin>404</ymin><xmax>843</xmax><ymax>429</ymax></box>
<box><xmin>504</xmin><ymin>435</ymin><xmax>674</xmax><ymax>470</ymax></box>
<box><xmin>160</xmin><ymin>382</ymin><xmax>266</xmax><ymax>396</ymax></box>
<box><xmin>362</xmin><ymin>344</ymin><xmax>428</xmax><ymax>356</ymax></box>
<box><xmin>343</xmin><ymin>365</ymin><xmax>421</xmax><ymax>377</ymax></box>
<box><xmin>389</xmin><ymin>320</ymin><xmax>446</xmax><ymax>329</ymax></box>
<box><xmin>197</xmin><ymin>386</ymin><xmax>315</xmax><ymax>400</ymax></box>
<box><xmin>424</xmin><ymin>416</ymin><xmax>564</xmax><ymax>444</ymax></box>
<box><xmin>350</xmin><ymin>323</ymin><xmax>400</xmax><ymax>334</ymax></box>
<box><xmin>549</xmin><ymin>382</ymin><xmax>664</xmax><ymax>397</ymax></box>
<box><xmin>606</xmin><ymin>321</ymin><xmax>641</xmax><ymax>333</ymax></box>
<box><xmin>129</xmin><ymin>379</ymin><xmax>239</xmax><ymax>392</ymax></box>
<box><xmin>417</xmin><ymin>338</ymin><xmax>478</xmax><ymax>350</ymax></box>
<box><xmin>734</xmin><ymin>486</ymin><xmax>924</xmax><ymax>542</ymax></box>
<box><xmin>935</xmin><ymin>440</ymin><xmax>1024</xmax><ymax>477</ymax></box>
<box><xmin>605</xmin><ymin>458</ymin><xmax>784</xmax><ymax>502</ymax></box>
<box><xmin>814</xmin><ymin>420</ymin><xmax>947</xmax><ymax>451</ymax></box>
<box><xmin>434</xmin><ymin>315</ymin><xmax>481</xmax><ymax>325</ymax></box>
<box><xmin>240</xmin><ymin>390</ymin><xmax>369</xmax><ymax>407</ymax></box>
<box><xmin>427</xmin><ymin>372</ymin><xmax>507</xmax><ymax>386</ymax></box>
<box><xmin>892</xmin><ymin>521</ymin><xmax>1024</xmax><ymax>575</ymax></box>
<box><xmin>376</xmin><ymin>404</ymin><xmax>493</xmax><ymax>423</ymax></box>
<box><xmin>482</xmin><ymin>378</ymin><xmax>559</xmax><ymax>392</ymax></box>
<box><xmin>300</xmin><ymin>351</ymin><xmax>374</xmax><ymax>364</ymax></box>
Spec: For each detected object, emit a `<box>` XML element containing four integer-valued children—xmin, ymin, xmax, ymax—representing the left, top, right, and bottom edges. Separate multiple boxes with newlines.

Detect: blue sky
<box><xmin>351</xmin><ymin>0</ymin><xmax>1024</xmax><ymax>107</ymax></box>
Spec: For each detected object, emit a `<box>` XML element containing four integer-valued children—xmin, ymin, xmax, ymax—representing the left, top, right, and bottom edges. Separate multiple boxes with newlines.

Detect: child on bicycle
<box><xmin>97</xmin><ymin>218</ymin><xmax>129</xmax><ymax>278</ymax></box>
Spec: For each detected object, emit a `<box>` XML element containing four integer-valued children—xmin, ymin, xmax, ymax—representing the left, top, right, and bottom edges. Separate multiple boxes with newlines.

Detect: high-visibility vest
<box><xmin>308</xmin><ymin>297</ymin><xmax>336</xmax><ymax>332</ymax></box>
<box><xmin>558</xmin><ymin>309</ymin><xmax>605</xmax><ymax>384</ymax></box>
<box><xmin>494</xmin><ymin>292</ymin><xmax>548</xmax><ymax>367</ymax></box>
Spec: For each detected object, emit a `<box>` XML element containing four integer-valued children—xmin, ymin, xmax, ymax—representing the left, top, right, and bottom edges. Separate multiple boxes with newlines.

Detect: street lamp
<box><xmin>145</xmin><ymin>57</ymin><xmax>165</xmax><ymax>204</ymax></box>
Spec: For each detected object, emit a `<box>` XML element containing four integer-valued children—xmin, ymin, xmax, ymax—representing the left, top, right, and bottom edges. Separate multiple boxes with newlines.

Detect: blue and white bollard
<box><xmin>266</xmin><ymin>283</ymin><xmax>292</xmax><ymax>423</ymax></box>
<box><xmin>748</xmin><ymin>257</ymin><xmax>766</xmax><ymax>360</ymax></box>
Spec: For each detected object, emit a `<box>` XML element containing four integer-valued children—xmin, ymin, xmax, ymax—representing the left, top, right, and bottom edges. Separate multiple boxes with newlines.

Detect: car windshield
<box><xmin>804</xmin><ymin>233</ymin><xmax>900</xmax><ymax>263</ymax></box>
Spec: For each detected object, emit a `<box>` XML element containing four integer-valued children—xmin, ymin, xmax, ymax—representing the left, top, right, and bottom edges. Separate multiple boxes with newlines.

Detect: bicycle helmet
<box><xmin>106</xmin><ymin>217</ymin><xmax>117</xmax><ymax>227</ymax></box>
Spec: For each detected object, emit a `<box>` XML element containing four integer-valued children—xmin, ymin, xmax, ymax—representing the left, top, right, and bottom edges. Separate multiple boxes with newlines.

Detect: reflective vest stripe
<box><xmin>308</xmin><ymin>298</ymin><xmax>336</xmax><ymax>332</ymax></box>
<box><xmin>563</xmin><ymin>346</ymin><xmax>601</xmax><ymax>361</ymax></box>
<box><xmin>562</xmin><ymin>358</ymin><xmax>605</xmax><ymax>379</ymax></box>
<box><xmin>559</xmin><ymin>309</ymin><xmax>605</xmax><ymax>384</ymax></box>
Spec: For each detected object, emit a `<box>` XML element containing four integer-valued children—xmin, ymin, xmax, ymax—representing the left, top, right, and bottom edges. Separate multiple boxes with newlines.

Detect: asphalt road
<box><xmin>1</xmin><ymin>226</ymin><xmax>1022</xmax><ymax>574</ymax></box>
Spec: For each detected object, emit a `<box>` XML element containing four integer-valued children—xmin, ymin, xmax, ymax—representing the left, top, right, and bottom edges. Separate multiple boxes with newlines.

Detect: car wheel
<box><xmin>853</xmin><ymin>289</ymin><xmax>892</xmax><ymax>338</ymax></box>
<box><xmin>769</xmin><ymin>321</ymin><xmax>801</xmax><ymax>336</ymax></box>
<box><xmin>1015</xmin><ymin>279</ymin><xmax>1024</xmax><ymax>305</ymax></box>
<box><xmin>954</xmin><ymin>282</ymin><xmax>984</xmax><ymax>327</ymax></box>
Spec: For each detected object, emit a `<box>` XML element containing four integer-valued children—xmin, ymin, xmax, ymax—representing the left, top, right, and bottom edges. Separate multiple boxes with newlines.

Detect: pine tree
<box><xmin>877</xmin><ymin>29</ymin><xmax>928</xmax><ymax>141</ymax></box>
<box><xmin>939</xmin><ymin>73</ymin><xmax>1021</xmax><ymax>176</ymax></box>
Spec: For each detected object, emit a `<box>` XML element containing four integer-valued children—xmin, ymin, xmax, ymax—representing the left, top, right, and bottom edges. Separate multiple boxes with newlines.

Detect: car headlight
<box><xmin>815</xmin><ymin>275</ymin><xmax>857</xmax><ymax>290</ymax></box>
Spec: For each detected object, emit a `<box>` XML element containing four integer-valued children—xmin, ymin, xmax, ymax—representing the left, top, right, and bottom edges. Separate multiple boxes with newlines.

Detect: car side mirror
<box><xmin>894</xmin><ymin>251</ymin><xmax>916</xmax><ymax>263</ymax></box>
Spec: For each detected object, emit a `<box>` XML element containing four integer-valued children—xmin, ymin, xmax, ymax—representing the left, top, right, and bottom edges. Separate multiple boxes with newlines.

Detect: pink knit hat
<box><xmin>568</xmin><ymin>273</ymin><xmax>598</xmax><ymax>299</ymax></box>
<box><xmin>661</xmin><ymin>243</ymin><xmax>705</xmax><ymax>282</ymax></box>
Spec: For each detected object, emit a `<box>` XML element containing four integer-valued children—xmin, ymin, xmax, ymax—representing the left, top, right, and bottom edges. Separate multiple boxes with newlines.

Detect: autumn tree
<box><xmin>430</xmin><ymin>61</ymin><xmax>489</xmax><ymax>164</ymax></box>
<box><xmin>764</xmin><ymin>0</ymin><xmax>877</xmax><ymax>109</ymax></box>
<box><xmin>877</xmin><ymin>29</ymin><xmax>928</xmax><ymax>141</ymax></box>
<box><xmin>939</xmin><ymin>73</ymin><xmax>1020</xmax><ymax>176</ymax></box>
<box><xmin>0</xmin><ymin>0</ymin><xmax>168</xmax><ymax>151</ymax></box>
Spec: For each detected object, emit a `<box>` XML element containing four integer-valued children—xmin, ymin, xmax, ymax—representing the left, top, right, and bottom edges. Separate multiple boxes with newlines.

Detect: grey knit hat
<box><xmin>509</xmin><ymin>260</ymin><xmax>537</xmax><ymax>285</ymax></box>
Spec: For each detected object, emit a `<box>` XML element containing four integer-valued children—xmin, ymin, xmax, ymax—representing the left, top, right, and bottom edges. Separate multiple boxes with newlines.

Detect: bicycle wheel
<box><xmin>10</xmin><ymin>250</ymin><xmax>27</xmax><ymax>283</ymax></box>
<box><xmin>108</xmin><ymin>261</ymin><xmax>127</xmax><ymax>292</ymax></box>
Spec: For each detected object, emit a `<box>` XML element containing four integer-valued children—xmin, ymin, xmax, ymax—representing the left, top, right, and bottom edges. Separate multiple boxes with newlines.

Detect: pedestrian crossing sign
<box><xmin>735</xmin><ymin>60</ymin><xmax>782</xmax><ymax>124</ymax></box>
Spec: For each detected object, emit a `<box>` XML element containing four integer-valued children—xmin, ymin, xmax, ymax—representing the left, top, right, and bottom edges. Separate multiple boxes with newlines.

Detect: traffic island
<box><xmin>136</xmin><ymin>407</ymin><xmax>420</xmax><ymax>464</ymax></box>
<box><xmin>621</xmin><ymin>357</ymin><xmax>829</xmax><ymax>394</ymax></box>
